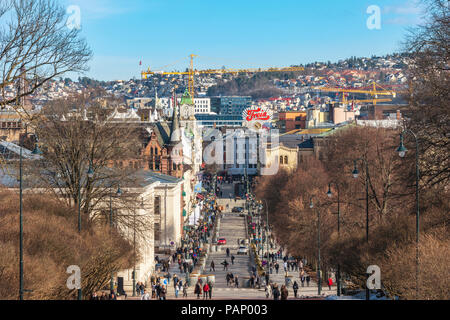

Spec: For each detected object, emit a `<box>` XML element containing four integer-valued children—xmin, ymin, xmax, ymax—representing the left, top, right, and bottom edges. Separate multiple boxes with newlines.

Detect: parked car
<box><xmin>237</xmin><ymin>245</ymin><xmax>248</xmax><ymax>255</ymax></box>
<box><xmin>217</xmin><ymin>238</ymin><xmax>227</xmax><ymax>245</ymax></box>
<box><xmin>232</xmin><ymin>207</ymin><xmax>244</xmax><ymax>213</ymax></box>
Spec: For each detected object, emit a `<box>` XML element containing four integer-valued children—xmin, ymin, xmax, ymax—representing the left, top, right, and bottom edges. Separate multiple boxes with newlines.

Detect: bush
<box><xmin>0</xmin><ymin>190</ymin><xmax>134</xmax><ymax>300</ymax></box>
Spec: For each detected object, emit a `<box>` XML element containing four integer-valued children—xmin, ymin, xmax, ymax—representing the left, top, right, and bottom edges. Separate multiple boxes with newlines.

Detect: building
<box><xmin>264</xmin><ymin>142</ymin><xmax>299</xmax><ymax>172</ymax></box>
<box><xmin>211</xmin><ymin>96</ymin><xmax>252</xmax><ymax>116</ymax></box>
<box><xmin>329</xmin><ymin>104</ymin><xmax>356</xmax><ymax>125</ymax></box>
<box><xmin>170</xmin><ymin>96</ymin><xmax>211</xmax><ymax>114</ymax></box>
<box><xmin>277</xmin><ymin>111</ymin><xmax>307</xmax><ymax>132</ymax></box>
<box><xmin>195</xmin><ymin>114</ymin><xmax>243</xmax><ymax>127</ymax></box>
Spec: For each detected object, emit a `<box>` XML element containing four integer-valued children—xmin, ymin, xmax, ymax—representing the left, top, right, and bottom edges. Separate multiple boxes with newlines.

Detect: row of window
<box><xmin>0</xmin><ymin>121</ymin><xmax>21</xmax><ymax>129</ymax></box>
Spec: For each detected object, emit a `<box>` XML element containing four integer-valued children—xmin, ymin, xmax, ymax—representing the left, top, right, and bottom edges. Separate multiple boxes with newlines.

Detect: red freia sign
<box><xmin>245</xmin><ymin>107</ymin><xmax>271</xmax><ymax>121</ymax></box>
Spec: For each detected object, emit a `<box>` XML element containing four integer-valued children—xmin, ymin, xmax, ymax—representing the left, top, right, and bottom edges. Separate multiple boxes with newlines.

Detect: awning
<box><xmin>196</xmin><ymin>194</ymin><xmax>204</xmax><ymax>200</ymax></box>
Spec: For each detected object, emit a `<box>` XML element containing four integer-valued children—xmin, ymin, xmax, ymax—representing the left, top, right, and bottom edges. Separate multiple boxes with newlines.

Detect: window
<box><xmin>173</xmin><ymin>162</ymin><xmax>177</xmax><ymax>171</ymax></box>
<box><xmin>284</xmin><ymin>156</ymin><xmax>288</xmax><ymax>164</ymax></box>
<box><xmin>154</xmin><ymin>223</ymin><xmax>160</xmax><ymax>241</ymax></box>
<box><xmin>280</xmin><ymin>156</ymin><xmax>283</xmax><ymax>164</ymax></box>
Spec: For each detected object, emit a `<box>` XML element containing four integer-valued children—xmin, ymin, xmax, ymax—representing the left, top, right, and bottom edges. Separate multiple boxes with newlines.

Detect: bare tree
<box><xmin>404</xmin><ymin>0</ymin><xmax>450</xmax><ymax>187</ymax></box>
<box><xmin>28</xmin><ymin>95</ymin><xmax>151</xmax><ymax>234</ymax></box>
<box><xmin>0</xmin><ymin>0</ymin><xmax>91</xmax><ymax>116</ymax></box>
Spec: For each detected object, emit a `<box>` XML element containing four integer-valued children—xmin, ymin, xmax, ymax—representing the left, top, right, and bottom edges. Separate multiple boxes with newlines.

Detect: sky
<box><xmin>62</xmin><ymin>0</ymin><xmax>425</xmax><ymax>81</ymax></box>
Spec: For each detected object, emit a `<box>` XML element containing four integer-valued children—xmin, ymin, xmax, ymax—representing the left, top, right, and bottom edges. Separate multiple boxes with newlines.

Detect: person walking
<box><xmin>221</xmin><ymin>260</ymin><xmax>229</xmax><ymax>271</ymax></box>
<box><xmin>280</xmin><ymin>285</ymin><xmax>289</xmax><ymax>300</ymax></box>
<box><xmin>159</xmin><ymin>285</ymin><xmax>167</xmax><ymax>300</ymax></box>
<box><xmin>293</xmin><ymin>281</ymin><xmax>299</xmax><ymax>298</ymax></box>
<box><xmin>226</xmin><ymin>273</ymin><xmax>231</xmax><ymax>287</ymax></box>
<box><xmin>194</xmin><ymin>281</ymin><xmax>202</xmax><ymax>299</ymax></box>
<box><xmin>135</xmin><ymin>282</ymin><xmax>141</xmax><ymax>296</ymax></box>
<box><xmin>265</xmin><ymin>283</ymin><xmax>271</xmax><ymax>299</ymax></box>
<box><xmin>306</xmin><ymin>274</ymin><xmax>311</xmax><ymax>287</ymax></box>
<box><xmin>272</xmin><ymin>284</ymin><xmax>280</xmax><ymax>300</ymax></box>
<box><xmin>210</xmin><ymin>260</ymin><xmax>215</xmax><ymax>272</ymax></box>
<box><xmin>234</xmin><ymin>276</ymin><xmax>239</xmax><ymax>288</ymax></box>
<box><xmin>207</xmin><ymin>281</ymin><xmax>213</xmax><ymax>299</ymax></box>
<box><xmin>226</xmin><ymin>248</ymin><xmax>230</xmax><ymax>257</ymax></box>
<box><xmin>183</xmin><ymin>282</ymin><xmax>188</xmax><ymax>298</ymax></box>
<box><xmin>141</xmin><ymin>289</ymin><xmax>151</xmax><ymax>300</ymax></box>
<box><xmin>300</xmin><ymin>274</ymin><xmax>305</xmax><ymax>287</ymax></box>
<box><xmin>231</xmin><ymin>255</ymin><xmax>235</xmax><ymax>265</ymax></box>
<box><xmin>328</xmin><ymin>277</ymin><xmax>333</xmax><ymax>291</ymax></box>
<box><xmin>174</xmin><ymin>281</ymin><xmax>179</xmax><ymax>298</ymax></box>
<box><xmin>275</xmin><ymin>262</ymin><xmax>279</xmax><ymax>274</ymax></box>
<box><xmin>202</xmin><ymin>282</ymin><xmax>210</xmax><ymax>300</ymax></box>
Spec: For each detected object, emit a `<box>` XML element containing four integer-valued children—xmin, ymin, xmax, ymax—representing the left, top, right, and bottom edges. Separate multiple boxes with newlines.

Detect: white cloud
<box><xmin>383</xmin><ymin>0</ymin><xmax>422</xmax><ymax>15</ymax></box>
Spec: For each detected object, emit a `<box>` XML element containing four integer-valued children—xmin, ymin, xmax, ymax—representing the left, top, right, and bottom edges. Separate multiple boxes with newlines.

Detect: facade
<box><xmin>170</xmin><ymin>96</ymin><xmax>211</xmax><ymax>114</ymax></box>
<box><xmin>277</xmin><ymin>111</ymin><xmax>307</xmax><ymax>132</ymax></box>
<box><xmin>330</xmin><ymin>105</ymin><xmax>356</xmax><ymax>125</ymax></box>
<box><xmin>264</xmin><ymin>143</ymin><xmax>299</xmax><ymax>172</ymax></box>
<box><xmin>204</xmin><ymin>128</ymin><xmax>260</xmax><ymax>176</ymax></box>
<box><xmin>0</xmin><ymin>109</ymin><xmax>35</xmax><ymax>142</ymax></box>
<box><xmin>211</xmin><ymin>96</ymin><xmax>252</xmax><ymax>116</ymax></box>
<box><xmin>195</xmin><ymin>114</ymin><xmax>243</xmax><ymax>127</ymax></box>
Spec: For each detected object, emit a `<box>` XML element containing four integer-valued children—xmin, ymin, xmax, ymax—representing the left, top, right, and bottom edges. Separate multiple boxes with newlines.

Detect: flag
<box><xmin>139</xmin><ymin>61</ymin><xmax>142</xmax><ymax>66</ymax></box>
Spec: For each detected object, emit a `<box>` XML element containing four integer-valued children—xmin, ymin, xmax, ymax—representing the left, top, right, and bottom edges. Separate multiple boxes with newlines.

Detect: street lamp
<box><xmin>397</xmin><ymin>130</ymin><xmax>420</xmax><ymax>299</ymax></box>
<box><xmin>326</xmin><ymin>182</ymin><xmax>341</xmax><ymax>296</ymax></box>
<box><xmin>76</xmin><ymin>159</ymin><xmax>95</xmax><ymax>300</ymax></box>
<box><xmin>109</xmin><ymin>184</ymin><xmax>122</xmax><ymax>293</ymax></box>
<box><xmin>352</xmin><ymin>158</ymin><xmax>370</xmax><ymax>300</ymax></box>
<box><xmin>351</xmin><ymin>159</ymin><xmax>369</xmax><ymax>243</ymax></box>
<box><xmin>309</xmin><ymin>196</ymin><xmax>321</xmax><ymax>295</ymax></box>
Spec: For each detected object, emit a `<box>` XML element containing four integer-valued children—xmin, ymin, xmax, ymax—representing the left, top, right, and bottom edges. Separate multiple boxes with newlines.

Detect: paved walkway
<box><xmin>127</xmin><ymin>186</ymin><xmax>337</xmax><ymax>300</ymax></box>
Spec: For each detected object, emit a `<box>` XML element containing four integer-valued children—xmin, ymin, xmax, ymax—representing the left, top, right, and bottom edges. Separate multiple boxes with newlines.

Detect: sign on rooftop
<box><xmin>242</xmin><ymin>107</ymin><xmax>273</xmax><ymax>131</ymax></box>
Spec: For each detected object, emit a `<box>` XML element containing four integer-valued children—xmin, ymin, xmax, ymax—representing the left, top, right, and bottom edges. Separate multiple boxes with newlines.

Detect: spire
<box><xmin>180</xmin><ymin>88</ymin><xmax>194</xmax><ymax>105</ymax></box>
<box><xmin>169</xmin><ymin>92</ymin><xmax>181</xmax><ymax>144</ymax></box>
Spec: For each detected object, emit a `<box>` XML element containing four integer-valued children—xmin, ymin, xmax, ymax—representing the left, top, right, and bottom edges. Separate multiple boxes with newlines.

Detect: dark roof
<box><xmin>136</xmin><ymin>170</ymin><xmax>182</xmax><ymax>185</ymax></box>
<box><xmin>298</xmin><ymin>139</ymin><xmax>314</xmax><ymax>149</ymax></box>
<box><xmin>154</xmin><ymin>122</ymin><xmax>171</xmax><ymax>147</ymax></box>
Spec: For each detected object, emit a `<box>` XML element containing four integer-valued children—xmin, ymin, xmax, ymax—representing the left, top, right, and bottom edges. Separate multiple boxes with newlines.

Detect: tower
<box><xmin>167</xmin><ymin>95</ymin><xmax>183</xmax><ymax>178</ymax></box>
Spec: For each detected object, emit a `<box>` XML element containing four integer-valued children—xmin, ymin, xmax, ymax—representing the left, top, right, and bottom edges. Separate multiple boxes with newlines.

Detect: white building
<box><xmin>170</xmin><ymin>97</ymin><xmax>211</xmax><ymax>114</ymax></box>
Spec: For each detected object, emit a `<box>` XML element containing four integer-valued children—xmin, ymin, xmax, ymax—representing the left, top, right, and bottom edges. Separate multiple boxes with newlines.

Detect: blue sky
<box><xmin>63</xmin><ymin>0</ymin><xmax>424</xmax><ymax>81</ymax></box>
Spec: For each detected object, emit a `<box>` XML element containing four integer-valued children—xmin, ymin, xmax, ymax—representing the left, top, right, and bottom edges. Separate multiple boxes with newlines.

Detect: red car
<box><xmin>217</xmin><ymin>238</ymin><xmax>227</xmax><ymax>245</ymax></box>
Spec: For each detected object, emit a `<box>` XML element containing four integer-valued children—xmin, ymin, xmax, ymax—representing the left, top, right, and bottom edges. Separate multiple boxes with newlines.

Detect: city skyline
<box><xmin>63</xmin><ymin>0</ymin><xmax>424</xmax><ymax>81</ymax></box>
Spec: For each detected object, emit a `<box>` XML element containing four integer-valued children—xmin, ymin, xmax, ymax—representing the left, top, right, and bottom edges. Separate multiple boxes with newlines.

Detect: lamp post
<box><xmin>76</xmin><ymin>160</ymin><xmax>94</xmax><ymax>300</ymax></box>
<box><xmin>397</xmin><ymin>130</ymin><xmax>420</xmax><ymax>299</ymax></box>
<box><xmin>352</xmin><ymin>159</ymin><xmax>369</xmax><ymax>243</ymax></box>
<box><xmin>19</xmin><ymin>138</ymin><xmax>24</xmax><ymax>300</ymax></box>
<box><xmin>327</xmin><ymin>182</ymin><xmax>341</xmax><ymax>296</ymax></box>
<box><xmin>109</xmin><ymin>184</ymin><xmax>122</xmax><ymax>293</ymax></box>
<box><xmin>352</xmin><ymin>158</ymin><xmax>370</xmax><ymax>300</ymax></box>
<box><xmin>132</xmin><ymin>204</ymin><xmax>136</xmax><ymax>297</ymax></box>
<box><xmin>309</xmin><ymin>196</ymin><xmax>321</xmax><ymax>295</ymax></box>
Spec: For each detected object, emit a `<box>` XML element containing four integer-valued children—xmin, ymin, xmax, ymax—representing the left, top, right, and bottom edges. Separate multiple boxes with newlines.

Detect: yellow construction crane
<box><xmin>326</xmin><ymin>97</ymin><xmax>392</xmax><ymax>106</ymax></box>
<box><xmin>314</xmin><ymin>82</ymin><xmax>396</xmax><ymax>97</ymax></box>
<box><xmin>314</xmin><ymin>82</ymin><xmax>397</xmax><ymax>106</ymax></box>
<box><xmin>141</xmin><ymin>54</ymin><xmax>305</xmax><ymax>99</ymax></box>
